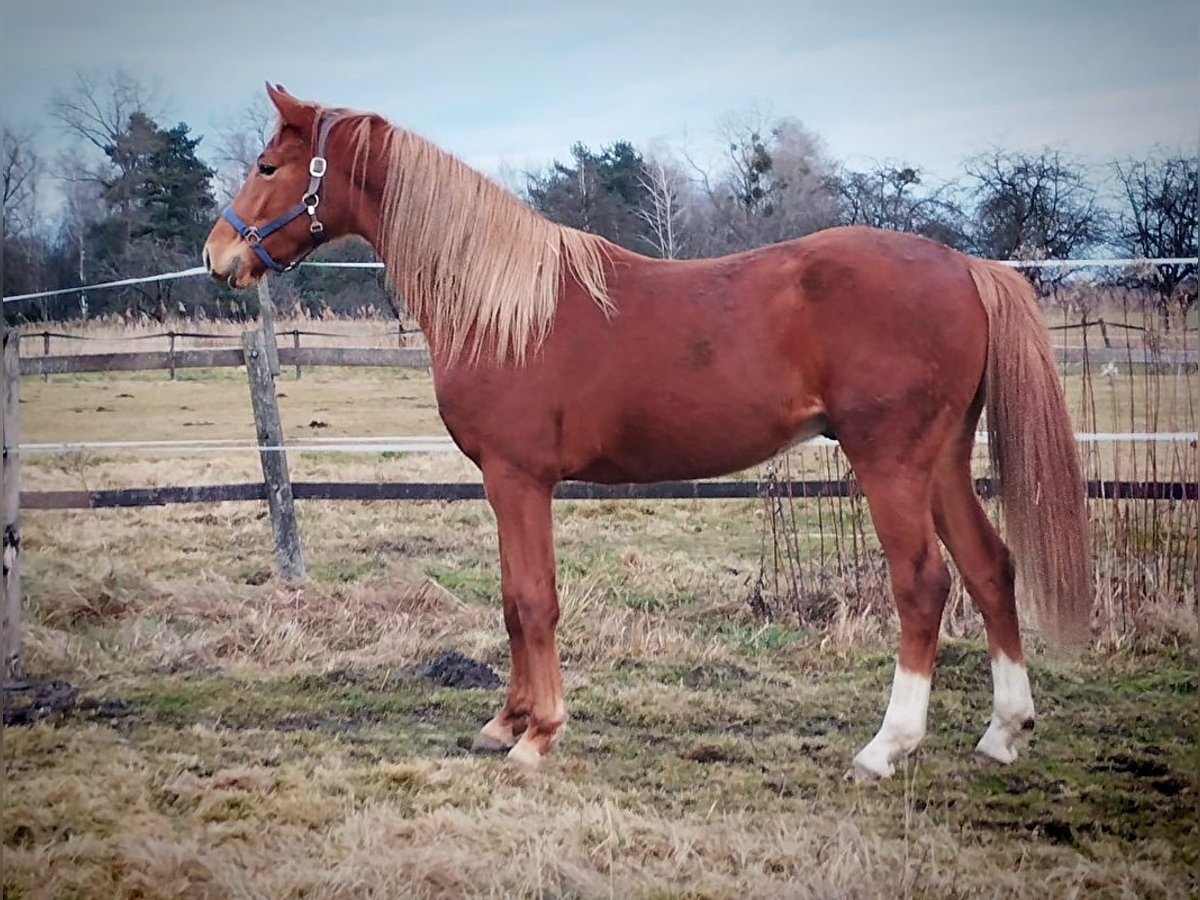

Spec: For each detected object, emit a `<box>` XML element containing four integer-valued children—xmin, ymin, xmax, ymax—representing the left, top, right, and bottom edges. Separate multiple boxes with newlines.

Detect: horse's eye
<box><xmin>257</xmin><ymin>163</ymin><xmax>278</xmax><ymax>177</ymax></box>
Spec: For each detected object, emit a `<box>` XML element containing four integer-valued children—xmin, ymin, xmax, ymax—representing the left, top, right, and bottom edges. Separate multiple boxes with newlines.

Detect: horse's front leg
<box><xmin>471</xmin><ymin>583</ymin><xmax>531</xmax><ymax>752</ymax></box>
<box><xmin>476</xmin><ymin>463</ymin><xmax>564</xmax><ymax>768</ymax></box>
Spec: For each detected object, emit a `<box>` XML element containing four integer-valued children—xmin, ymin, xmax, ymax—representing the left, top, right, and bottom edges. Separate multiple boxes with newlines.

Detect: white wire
<box><xmin>5</xmin><ymin>257</ymin><xmax>1196</xmax><ymax>303</ymax></box>
<box><xmin>3</xmin><ymin>267</ymin><xmax>209</xmax><ymax>302</ymax></box>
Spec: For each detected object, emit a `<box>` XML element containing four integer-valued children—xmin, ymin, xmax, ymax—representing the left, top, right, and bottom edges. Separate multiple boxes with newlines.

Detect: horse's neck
<box><xmin>337</xmin><ymin>123</ymin><xmax>610</xmax><ymax>365</ymax></box>
<box><xmin>338</xmin><ymin>154</ymin><xmax>454</xmax><ymax>354</ymax></box>
<box><xmin>339</xmin><ymin>170</ymin><xmax>387</xmax><ymax>252</ymax></box>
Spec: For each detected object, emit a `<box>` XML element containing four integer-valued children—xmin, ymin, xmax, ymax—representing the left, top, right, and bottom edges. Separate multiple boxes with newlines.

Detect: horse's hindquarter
<box><xmin>434</xmin><ymin>228</ymin><xmax>987</xmax><ymax>485</ymax></box>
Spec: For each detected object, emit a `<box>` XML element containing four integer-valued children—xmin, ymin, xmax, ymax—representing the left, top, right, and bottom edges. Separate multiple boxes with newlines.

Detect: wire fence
<box><xmin>4</xmin><ymin>256</ymin><xmax>1197</xmax><ymax>305</ymax></box>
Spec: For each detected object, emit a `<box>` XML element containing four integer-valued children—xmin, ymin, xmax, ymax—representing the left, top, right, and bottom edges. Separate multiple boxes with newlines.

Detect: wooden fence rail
<box><xmin>17</xmin><ymin>345</ymin><xmax>1194</xmax><ymax>379</ymax></box>
<box><xmin>20</xmin><ymin>346</ymin><xmax>432</xmax><ymax>377</ymax></box>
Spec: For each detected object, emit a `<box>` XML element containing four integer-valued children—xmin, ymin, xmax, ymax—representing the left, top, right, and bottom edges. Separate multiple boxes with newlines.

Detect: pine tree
<box><xmin>87</xmin><ymin>112</ymin><xmax>218</xmax><ymax>316</ymax></box>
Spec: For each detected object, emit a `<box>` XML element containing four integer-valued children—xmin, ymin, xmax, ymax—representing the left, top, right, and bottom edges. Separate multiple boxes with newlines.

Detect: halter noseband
<box><xmin>221</xmin><ymin>115</ymin><xmax>337</xmax><ymax>274</ymax></box>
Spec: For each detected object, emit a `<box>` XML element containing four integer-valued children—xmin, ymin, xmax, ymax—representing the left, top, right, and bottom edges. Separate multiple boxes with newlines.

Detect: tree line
<box><xmin>2</xmin><ymin>71</ymin><xmax>1196</xmax><ymax>324</ymax></box>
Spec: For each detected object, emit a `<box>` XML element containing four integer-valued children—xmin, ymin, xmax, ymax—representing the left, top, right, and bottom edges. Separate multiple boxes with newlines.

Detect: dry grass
<box><xmin>5</xmin><ymin>496</ymin><xmax>1196</xmax><ymax>898</ymax></box>
<box><xmin>4</xmin><ymin>488</ymin><xmax>1197</xmax><ymax>898</ymax></box>
<box><xmin>6</xmin><ymin>739</ymin><xmax>1189</xmax><ymax>899</ymax></box>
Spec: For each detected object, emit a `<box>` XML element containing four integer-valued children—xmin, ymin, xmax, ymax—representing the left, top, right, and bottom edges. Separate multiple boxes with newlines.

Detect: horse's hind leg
<box><xmin>932</xmin><ymin>435</ymin><xmax>1035</xmax><ymax>764</ymax></box>
<box><xmin>844</xmin><ymin>455</ymin><xmax>952</xmax><ymax>779</ymax></box>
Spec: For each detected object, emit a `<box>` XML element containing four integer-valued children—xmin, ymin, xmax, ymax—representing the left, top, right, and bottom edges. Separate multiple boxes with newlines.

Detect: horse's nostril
<box><xmin>202</xmin><ymin>247</ymin><xmax>212</xmax><ymax>272</ymax></box>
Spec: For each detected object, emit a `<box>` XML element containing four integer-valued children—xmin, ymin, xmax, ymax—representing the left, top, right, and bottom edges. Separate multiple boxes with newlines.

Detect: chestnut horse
<box><xmin>204</xmin><ymin>85</ymin><xmax>1090</xmax><ymax>778</ymax></box>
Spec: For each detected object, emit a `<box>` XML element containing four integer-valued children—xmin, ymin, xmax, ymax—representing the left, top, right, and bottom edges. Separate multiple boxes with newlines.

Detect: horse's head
<box><xmin>203</xmin><ymin>84</ymin><xmax>346</xmax><ymax>288</ymax></box>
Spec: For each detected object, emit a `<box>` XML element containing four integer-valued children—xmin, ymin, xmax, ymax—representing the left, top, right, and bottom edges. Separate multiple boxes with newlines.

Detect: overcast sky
<box><xmin>2</xmin><ymin>0</ymin><xmax>1197</xmax><ymax>186</ymax></box>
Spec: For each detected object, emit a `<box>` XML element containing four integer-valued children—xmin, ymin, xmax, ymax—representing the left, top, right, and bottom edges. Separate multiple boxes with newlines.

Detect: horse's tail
<box><xmin>967</xmin><ymin>258</ymin><xmax>1092</xmax><ymax>649</ymax></box>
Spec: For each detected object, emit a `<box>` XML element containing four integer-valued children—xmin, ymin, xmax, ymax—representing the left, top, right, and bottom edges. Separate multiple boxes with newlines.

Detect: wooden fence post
<box><xmin>42</xmin><ymin>331</ymin><xmax>50</xmax><ymax>383</ymax></box>
<box><xmin>168</xmin><ymin>331</ymin><xmax>177</xmax><ymax>381</ymax></box>
<box><xmin>256</xmin><ymin>278</ymin><xmax>282</xmax><ymax>377</ymax></box>
<box><xmin>293</xmin><ymin>329</ymin><xmax>302</xmax><ymax>380</ymax></box>
<box><xmin>2</xmin><ymin>335</ymin><xmax>23</xmax><ymax>680</ymax></box>
<box><xmin>243</xmin><ymin>329</ymin><xmax>306</xmax><ymax>579</ymax></box>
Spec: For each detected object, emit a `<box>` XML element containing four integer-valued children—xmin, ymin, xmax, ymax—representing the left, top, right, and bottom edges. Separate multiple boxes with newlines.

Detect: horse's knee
<box><xmin>512</xmin><ymin>588</ymin><xmax>559</xmax><ymax>637</ymax></box>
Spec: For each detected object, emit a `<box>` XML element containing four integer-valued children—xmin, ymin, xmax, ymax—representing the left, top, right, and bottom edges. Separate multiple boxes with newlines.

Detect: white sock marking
<box><xmin>976</xmin><ymin>652</ymin><xmax>1035</xmax><ymax>764</ymax></box>
<box><xmin>852</xmin><ymin>665</ymin><xmax>931</xmax><ymax>779</ymax></box>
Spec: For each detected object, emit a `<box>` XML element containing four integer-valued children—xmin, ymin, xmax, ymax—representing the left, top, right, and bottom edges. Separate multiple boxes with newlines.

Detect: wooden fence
<box><xmin>1</xmin><ymin>281</ymin><xmax>1197</xmax><ymax>679</ymax></box>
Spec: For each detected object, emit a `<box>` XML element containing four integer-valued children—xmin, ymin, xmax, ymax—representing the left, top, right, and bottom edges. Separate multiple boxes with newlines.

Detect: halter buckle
<box><xmin>303</xmin><ymin>193</ymin><xmax>320</xmax><ymax>213</ymax></box>
<box><xmin>309</xmin><ymin>157</ymin><xmax>327</xmax><ymax>177</ymax></box>
<box><xmin>244</xmin><ymin>227</ymin><xmax>261</xmax><ymax>245</ymax></box>
<box><xmin>310</xmin><ymin>220</ymin><xmax>325</xmax><ymax>234</ymax></box>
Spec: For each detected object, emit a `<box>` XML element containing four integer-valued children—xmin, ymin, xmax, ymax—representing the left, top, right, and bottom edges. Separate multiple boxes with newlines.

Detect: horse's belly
<box><xmin>568</xmin><ymin>403</ymin><xmax>827</xmax><ymax>484</ymax></box>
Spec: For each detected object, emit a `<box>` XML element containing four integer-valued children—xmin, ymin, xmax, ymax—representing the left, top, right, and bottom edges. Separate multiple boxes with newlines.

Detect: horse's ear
<box><xmin>265</xmin><ymin>82</ymin><xmax>315</xmax><ymax>129</ymax></box>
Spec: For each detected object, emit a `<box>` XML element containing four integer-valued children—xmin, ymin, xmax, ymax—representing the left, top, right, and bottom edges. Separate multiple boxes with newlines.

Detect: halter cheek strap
<box><xmin>221</xmin><ymin>115</ymin><xmax>337</xmax><ymax>273</ymax></box>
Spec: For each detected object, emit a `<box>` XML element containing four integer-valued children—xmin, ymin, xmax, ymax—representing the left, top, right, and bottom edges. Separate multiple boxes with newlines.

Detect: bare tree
<box><xmin>2</xmin><ymin>127</ymin><xmax>41</xmax><ymax>235</ymax></box>
<box><xmin>1111</xmin><ymin>151</ymin><xmax>1197</xmax><ymax>320</ymax></box>
<box><xmin>635</xmin><ymin>154</ymin><xmax>690</xmax><ymax>259</ymax></box>
<box><xmin>212</xmin><ymin>93</ymin><xmax>276</xmax><ymax>201</ymax></box>
<box><xmin>834</xmin><ymin>161</ymin><xmax>968</xmax><ymax>248</ymax></box>
<box><xmin>965</xmin><ymin>147</ymin><xmax>1109</xmax><ymax>290</ymax></box>
<box><xmin>766</xmin><ymin>120</ymin><xmax>841</xmax><ymax>239</ymax></box>
<box><xmin>2</xmin><ymin>126</ymin><xmax>45</xmax><ymax>302</ymax></box>
<box><xmin>687</xmin><ymin>110</ymin><xmax>839</xmax><ymax>254</ymax></box>
<box><xmin>50</xmin><ymin>69</ymin><xmax>161</xmax><ymax>154</ymax></box>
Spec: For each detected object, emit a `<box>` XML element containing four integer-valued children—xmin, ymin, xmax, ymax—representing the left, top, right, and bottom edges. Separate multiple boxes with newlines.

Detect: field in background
<box><xmin>4</xmin><ymin>300</ymin><xmax>1197</xmax><ymax>898</ymax></box>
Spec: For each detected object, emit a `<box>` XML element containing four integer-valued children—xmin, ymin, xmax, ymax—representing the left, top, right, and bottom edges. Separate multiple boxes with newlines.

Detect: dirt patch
<box><xmin>681</xmin><ymin>740</ymin><xmax>752</xmax><ymax>764</ymax></box>
<box><xmin>1096</xmin><ymin>752</ymin><xmax>1170</xmax><ymax>779</ymax></box>
<box><xmin>413</xmin><ymin>651</ymin><xmax>501</xmax><ymax>690</ymax></box>
<box><xmin>3</xmin><ymin>679</ymin><xmax>78</xmax><ymax>726</ymax></box>
<box><xmin>77</xmin><ymin>697</ymin><xmax>137</xmax><ymax>723</ymax></box>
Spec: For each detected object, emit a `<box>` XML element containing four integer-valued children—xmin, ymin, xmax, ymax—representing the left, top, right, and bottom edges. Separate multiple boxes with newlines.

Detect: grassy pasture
<box><xmin>3</xmin><ymin>334</ymin><xmax>1197</xmax><ymax>897</ymax></box>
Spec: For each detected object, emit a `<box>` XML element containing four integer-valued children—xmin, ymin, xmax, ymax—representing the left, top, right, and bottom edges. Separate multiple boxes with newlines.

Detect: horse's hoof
<box><xmin>975</xmin><ymin>717</ymin><xmax>1033</xmax><ymax>765</ymax></box>
<box><xmin>845</xmin><ymin>760</ymin><xmax>893</xmax><ymax>781</ymax></box>
<box><xmin>472</xmin><ymin>719</ymin><xmax>517</xmax><ymax>754</ymax></box>
<box><xmin>506</xmin><ymin>738</ymin><xmax>543</xmax><ymax>771</ymax></box>
<box><xmin>847</xmin><ymin>746</ymin><xmax>895</xmax><ymax>780</ymax></box>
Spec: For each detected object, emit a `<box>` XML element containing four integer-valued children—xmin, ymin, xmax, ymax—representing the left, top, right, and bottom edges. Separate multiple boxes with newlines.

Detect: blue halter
<box><xmin>221</xmin><ymin>116</ymin><xmax>336</xmax><ymax>273</ymax></box>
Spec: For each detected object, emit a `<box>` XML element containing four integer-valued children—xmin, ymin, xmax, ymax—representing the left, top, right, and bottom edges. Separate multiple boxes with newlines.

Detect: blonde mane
<box><xmin>330</xmin><ymin>111</ymin><xmax>613</xmax><ymax>364</ymax></box>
